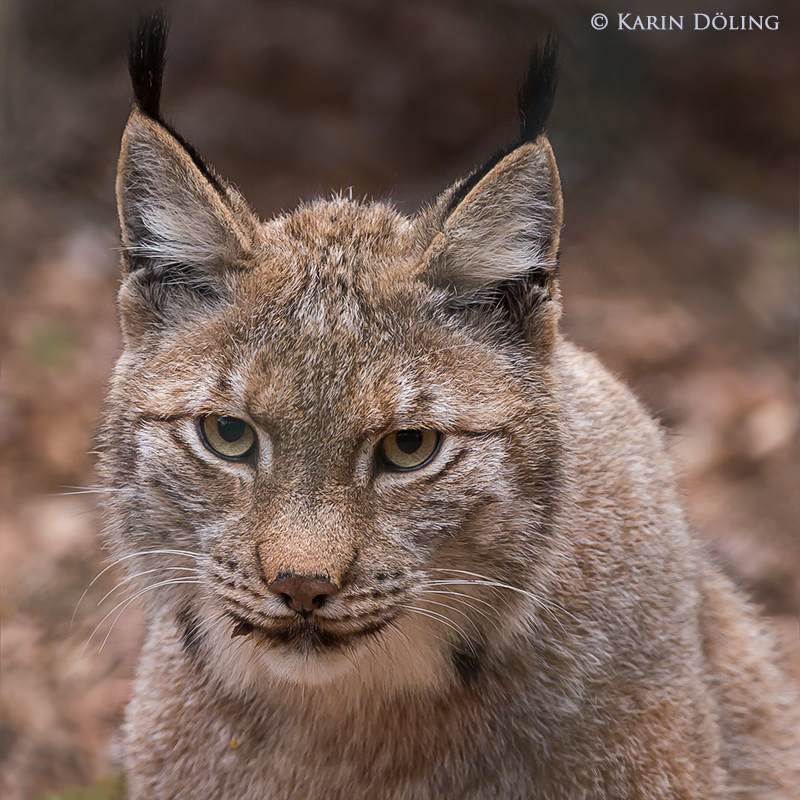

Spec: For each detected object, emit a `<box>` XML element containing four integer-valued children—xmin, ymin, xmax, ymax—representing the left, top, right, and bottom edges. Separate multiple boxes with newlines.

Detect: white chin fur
<box><xmin>199</xmin><ymin>603</ymin><xmax>448</xmax><ymax>698</ymax></box>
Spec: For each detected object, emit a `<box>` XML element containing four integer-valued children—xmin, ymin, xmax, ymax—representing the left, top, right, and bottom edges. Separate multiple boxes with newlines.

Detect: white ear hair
<box><xmin>423</xmin><ymin>139</ymin><xmax>562</xmax><ymax>292</ymax></box>
<box><xmin>116</xmin><ymin>110</ymin><xmax>256</xmax><ymax>279</ymax></box>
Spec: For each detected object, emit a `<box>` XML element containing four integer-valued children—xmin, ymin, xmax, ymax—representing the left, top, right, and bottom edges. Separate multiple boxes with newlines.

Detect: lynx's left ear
<box><xmin>419</xmin><ymin>38</ymin><xmax>563</xmax><ymax>346</ymax></box>
<box><xmin>117</xmin><ymin>15</ymin><xmax>258</xmax><ymax>296</ymax></box>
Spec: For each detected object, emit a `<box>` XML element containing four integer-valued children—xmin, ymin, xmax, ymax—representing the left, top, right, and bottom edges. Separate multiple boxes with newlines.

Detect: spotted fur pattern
<box><xmin>99</xmin><ymin>19</ymin><xmax>800</xmax><ymax>800</ymax></box>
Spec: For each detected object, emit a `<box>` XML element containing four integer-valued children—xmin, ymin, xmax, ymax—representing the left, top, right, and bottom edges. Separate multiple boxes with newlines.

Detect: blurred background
<box><xmin>1</xmin><ymin>0</ymin><xmax>797</xmax><ymax>797</ymax></box>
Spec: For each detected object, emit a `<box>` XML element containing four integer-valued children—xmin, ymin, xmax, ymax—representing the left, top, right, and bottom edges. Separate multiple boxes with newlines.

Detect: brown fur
<box><xmin>99</xmin><ymin>97</ymin><xmax>800</xmax><ymax>797</ymax></box>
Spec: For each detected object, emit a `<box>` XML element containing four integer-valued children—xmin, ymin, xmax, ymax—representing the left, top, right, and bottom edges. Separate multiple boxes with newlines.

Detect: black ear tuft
<box><xmin>126</xmin><ymin>12</ymin><xmax>228</xmax><ymax>200</ymax></box>
<box><xmin>518</xmin><ymin>35</ymin><xmax>559</xmax><ymax>144</ymax></box>
<box><xmin>129</xmin><ymin>12</ymin><xmax>169</xmax><ymax>122</ymax></box>
<box><xmin>442</xmin><ymin>33</ymin><xmax>559</xmax><ymax>218</ymax></box>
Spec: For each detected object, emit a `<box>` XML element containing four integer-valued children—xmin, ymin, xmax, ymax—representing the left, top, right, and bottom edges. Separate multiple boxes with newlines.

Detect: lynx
<box><xmin>99</xmin><ymin>15</ymin><xmax>800</xmax><ymax>799</ymax></box>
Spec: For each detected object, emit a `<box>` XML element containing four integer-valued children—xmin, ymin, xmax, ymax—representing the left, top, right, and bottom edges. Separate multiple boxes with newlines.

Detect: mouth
<box><xmin>227</xmin><ymin>614</ymin><xmax>391</xmax><ymax>653</ymax></box>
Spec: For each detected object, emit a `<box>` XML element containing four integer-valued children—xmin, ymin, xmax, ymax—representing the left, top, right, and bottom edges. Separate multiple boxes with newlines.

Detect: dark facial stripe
<box><xmin>137</xmin><ymin>413</ymin><xmax>190</xmax><ymax>424</ymax></box>
<box><xmin>418</xmin><ymin>448</ymin><xmax>467</xmax><ymax>487</ymax></box>
<box><xmin>178</xmin><ymin>605</ymin><xmax>205</xmax><ymax>663</ymax></box>
<box><xmin>165</xmin><ymin>427</ymin><xmax>232</xmax><ymax>482</ymax></box>
<box><xmin>451</xmin><ymin>641</ymin><xmax>485</xmax><ymax>686</ymax></box>
<box><xmin>167</xmin><ymin>427</ymin><xmax>204</xmax><ymax>460</ymax></box>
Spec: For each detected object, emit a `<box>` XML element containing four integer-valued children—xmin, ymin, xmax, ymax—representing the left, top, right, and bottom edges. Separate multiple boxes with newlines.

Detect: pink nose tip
<box><xmin>267</xmin><ymin>575</ymin><xmax>339</xmax><ymax>614</ymax></box>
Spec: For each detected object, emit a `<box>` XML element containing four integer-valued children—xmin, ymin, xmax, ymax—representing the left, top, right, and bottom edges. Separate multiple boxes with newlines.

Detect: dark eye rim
<box><xmin>197</xmin><ymin>415</ymin><xmax>258</xmax><ymax>462</ymax></box>
<box><xmin>376</xmin><ymin>430</ymin><xmax>442</xmax><ymax>473</ymax></box>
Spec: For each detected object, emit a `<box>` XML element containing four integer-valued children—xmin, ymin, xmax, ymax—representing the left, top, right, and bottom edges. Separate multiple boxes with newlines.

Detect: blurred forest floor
<box><xmin>1</xmin><ymin>1</ymin><xmax>797</xmax><ymax>798</ymax></box>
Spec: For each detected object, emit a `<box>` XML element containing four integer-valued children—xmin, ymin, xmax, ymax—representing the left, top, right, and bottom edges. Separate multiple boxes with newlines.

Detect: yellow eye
<box><xmin>378</xmin><ymin>429</ymin><xmax>440</xmax><ymax>471</ymax></box>
<box><xmin>200</xmin><ymin>415</ymin><xmax>256</xmax><ymax>459</ymax></box>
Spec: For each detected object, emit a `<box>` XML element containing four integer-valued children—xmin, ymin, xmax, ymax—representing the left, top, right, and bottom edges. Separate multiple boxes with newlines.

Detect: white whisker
<box><xmin>96</xmin><ymin>580</ymin><xmax>204</xmax><ymax>655</ymax></box>
<box><xmin>418</xmin><ymin>589</ymin><xmax>503</xmax><ymax>636</ymax></box>
<box><xmin>423</xmin><ymin>572</ymin><xmax>582</xmax><ymax>627</ymax></box>
<box><xmin>54</xmin><ymin>486</ymin><xmax>127</xmax><ymax>496</ymax></box>
<box><xmin>71</xmin><ymin>548</ymin><xmax>203</xmax><ymax>628</ymax></box>
<box><xmin>77</xmin><ymin>578</ymin><xmax>203</xmax><ymax>667</ymax></box>
<box><xmin>402</xmin><ymin>605</ymin><xmax>478</xmax><ymax>654</ymax></box>
<box><xmin>96</xmin><ymin>566</ymin><xmax>204</xmax><ymax>607</ymax></box>
<box><xmin>414</xmin><ymin>597</ymin><xmax>483</xmax><ymax>637</ymax></box>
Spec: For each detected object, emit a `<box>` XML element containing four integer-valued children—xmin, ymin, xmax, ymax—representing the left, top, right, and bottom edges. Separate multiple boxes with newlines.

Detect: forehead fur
<box><xmin>228</xmin><ymin>196</ymin><xmax>448</xmax><ymax>382</ymax></box>
<box><xmin>233</xmin><ymin>200</ymin><xmax>516</xmax><ymax>434</ymax></box>
<box><xmin>255</xmin><ymin>197</ymin><xmax>419</xmax><ymax>300</ymax></box>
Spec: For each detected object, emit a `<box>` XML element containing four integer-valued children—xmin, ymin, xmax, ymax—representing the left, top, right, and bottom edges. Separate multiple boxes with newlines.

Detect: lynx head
<box><xmin>101</xmin><ymin>14</ymin><xmax>563</xmax><ymax>696</ymax></box>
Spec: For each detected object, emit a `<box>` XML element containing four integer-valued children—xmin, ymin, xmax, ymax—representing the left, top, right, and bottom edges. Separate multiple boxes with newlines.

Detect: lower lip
<box><xmin>230</xmin><ymin>617</ymin><xmax>385</xmax><ymax>652</ymax></box>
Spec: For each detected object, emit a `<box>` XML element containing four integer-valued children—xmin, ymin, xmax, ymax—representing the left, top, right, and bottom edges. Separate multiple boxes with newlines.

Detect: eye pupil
<box><xmin>217</xmin><ymin>416</ymin><xmax>246</xmax><ymax>443</ymax></box>
<box><xmin>200</xmin><ymin>415</ymin><xmax>256</xmax><ymax>460</ymax></box>
<box><xmin>378</xmin><ymin>429</ymin><xmax>440</xmax><ymax>472</ymax></box>
<box><xmin>395</xmin><ymin>430</ymin><xmax>422</xmax><ymax>454</ymax></box>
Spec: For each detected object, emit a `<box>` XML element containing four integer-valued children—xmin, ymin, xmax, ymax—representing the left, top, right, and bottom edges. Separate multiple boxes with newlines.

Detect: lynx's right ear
<box><xmin>418</xmin><ymin>37</ymin><xmax>562</xmax><ymax>348</ymax></box>
<box><xmin>117</xmin><ymin>15</ymin><xmax>257</xmax><ymax>315</ymax></box>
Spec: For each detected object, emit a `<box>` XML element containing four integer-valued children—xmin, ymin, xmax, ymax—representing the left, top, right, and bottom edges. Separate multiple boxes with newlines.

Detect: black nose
<box><xmin>267</xmin><ymin>575</ymin><xmax>339</xmax><ymax>615</ymax></box>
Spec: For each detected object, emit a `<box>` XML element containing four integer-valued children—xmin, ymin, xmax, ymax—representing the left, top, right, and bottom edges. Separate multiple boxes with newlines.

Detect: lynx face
<box><xmin>102</xmin><ymin>23</ymin><xmax>563</xmax><ymax>692</ymax></box>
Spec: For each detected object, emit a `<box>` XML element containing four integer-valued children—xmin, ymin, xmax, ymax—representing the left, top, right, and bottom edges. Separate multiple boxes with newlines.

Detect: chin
<box><xmin>197</xmin><ymin>613</ymin><xmax>362</xmax><ymax>690</ymax></box>
<box><xmin>239</xmin><ymin>616</ymin><xmax>385</xmax><ymax>685</ymax></box>
<box><xmin>199</xmin><ymin>604</ymin><xmax>448</xmax><ymax>697</ymax></box>
<box><xmin>253</xmin><ymin>644</ymin><xmax>362</xmax><ymax>686</ymax></box>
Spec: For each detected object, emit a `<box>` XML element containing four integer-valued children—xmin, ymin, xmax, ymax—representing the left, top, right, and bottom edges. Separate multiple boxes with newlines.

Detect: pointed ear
<box><xmin>419</xmin><ymin>137</ymin><xmax>563</xmax><ymax>344</ymax></box>
<box><xmin>116</xmin><ymin>13</ymin><xmax>260</xmax><ymax>341</ymax></box>
<box><xmin>116</xmin><ymin>109</ymin><xmax>257</xmax><ymax>286</ymax></box>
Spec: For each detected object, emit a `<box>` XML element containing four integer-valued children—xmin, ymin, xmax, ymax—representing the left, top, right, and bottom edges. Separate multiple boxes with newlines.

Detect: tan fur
<box><xmin>99</xmin><ymin>103</ymin><xmax>800</xmax><ymax>799</ymax></box>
